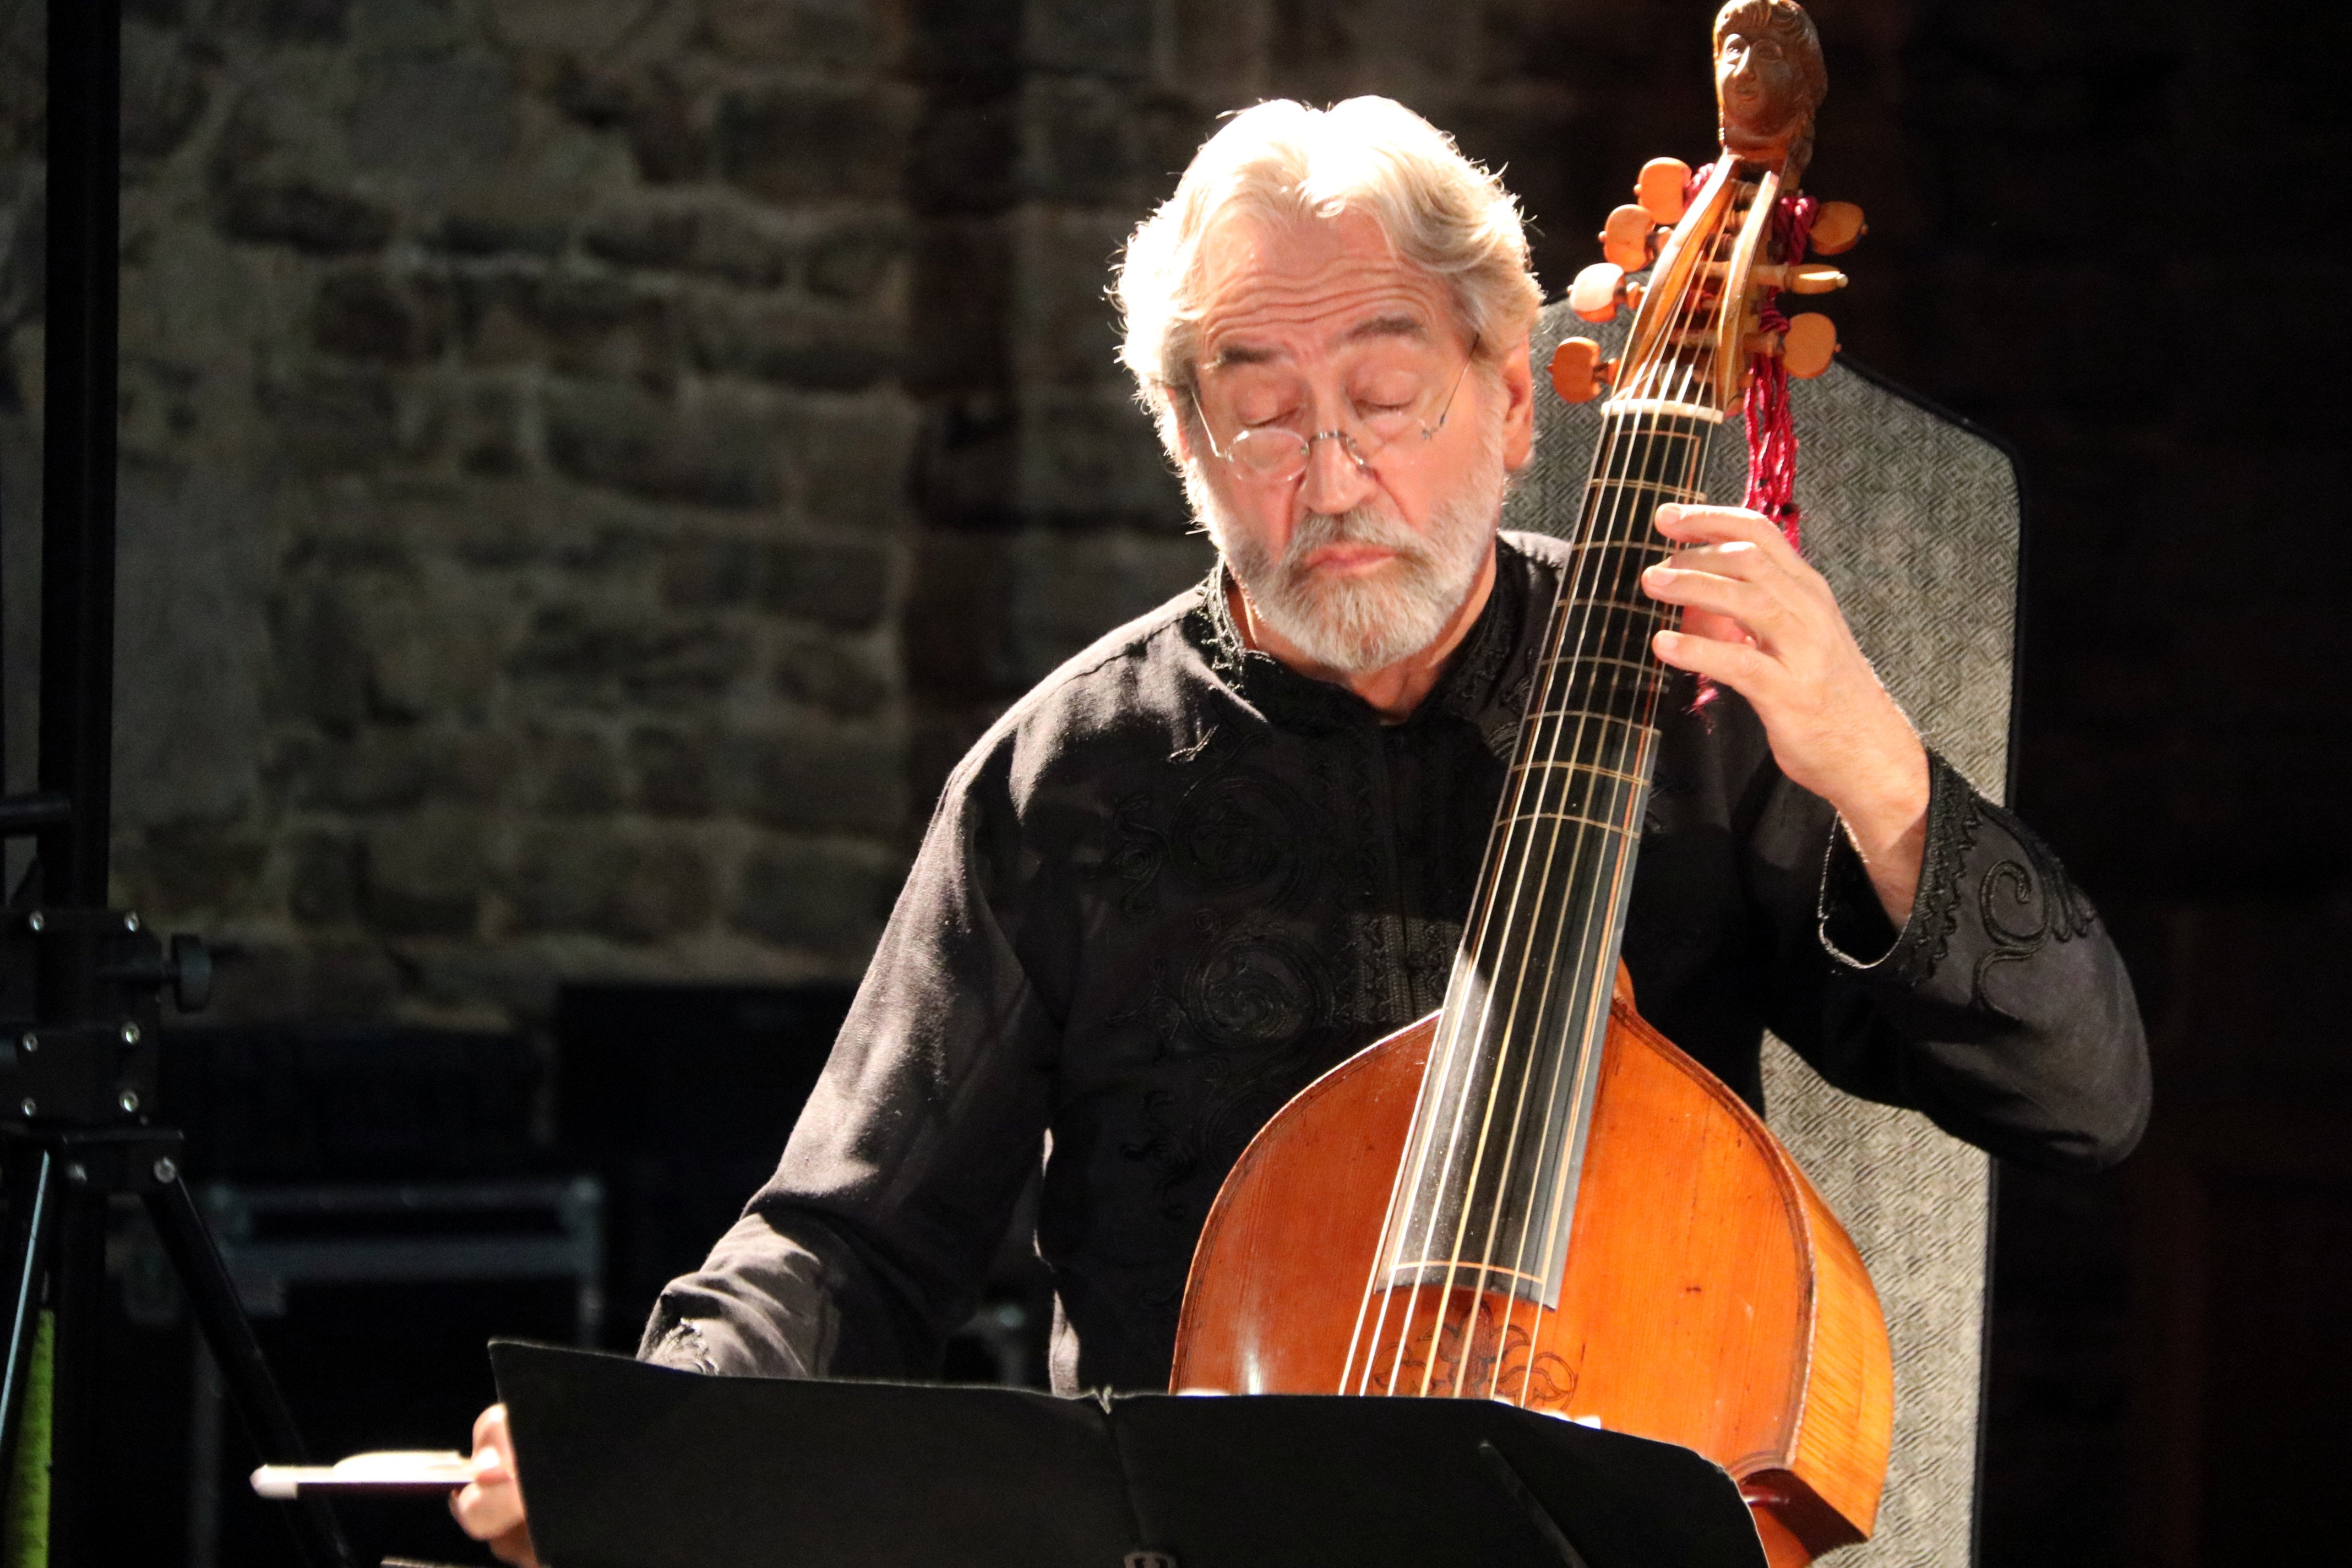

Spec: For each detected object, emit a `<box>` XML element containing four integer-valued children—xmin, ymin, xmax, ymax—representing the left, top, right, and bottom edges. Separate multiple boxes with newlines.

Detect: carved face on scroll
<box><xmin>1712</xmin><ymin>0</ymin><xmax>1827</xmax><ymax>183</ymax></box>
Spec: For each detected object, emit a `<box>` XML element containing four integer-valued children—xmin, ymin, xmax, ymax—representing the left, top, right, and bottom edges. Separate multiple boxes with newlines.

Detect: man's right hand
<box><xmin>450</xmin><ymin>1403</ymin><xmax>537</xmax><ymax>1567</ymax></box>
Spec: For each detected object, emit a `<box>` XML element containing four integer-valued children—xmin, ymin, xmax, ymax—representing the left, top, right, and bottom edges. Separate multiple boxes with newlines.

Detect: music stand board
<box><xmin>491</xmin><ymin>1342</ymin><xmax>1767</xmax><ymax>1568</ymax></box>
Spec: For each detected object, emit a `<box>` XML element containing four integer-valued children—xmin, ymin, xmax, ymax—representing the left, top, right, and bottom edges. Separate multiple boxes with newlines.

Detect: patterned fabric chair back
<box><xmin>1504</xmin><ymin>300</ymin><xmax>2018</xmax><ymax>1568</ymax></box>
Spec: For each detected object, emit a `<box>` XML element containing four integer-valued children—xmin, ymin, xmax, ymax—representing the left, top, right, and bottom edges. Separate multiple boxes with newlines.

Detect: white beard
<box><xmin>1189</xmin><ymin>414</ymin><xmax>1507</xmax><ymax>676</ymax></box>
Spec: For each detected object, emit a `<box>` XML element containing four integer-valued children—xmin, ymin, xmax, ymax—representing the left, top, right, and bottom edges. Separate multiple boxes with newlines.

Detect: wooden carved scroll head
<box><xmin>1713</xmin><ymin>0</ymin><xmax>1827</xmax><ymax>187</ymax></box>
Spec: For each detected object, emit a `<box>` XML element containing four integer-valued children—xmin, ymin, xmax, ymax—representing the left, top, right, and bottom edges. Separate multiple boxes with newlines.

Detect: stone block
<box><xmin>509</xmin><ymin>605</ymin><xmax>756</xmax><ymax>705</ymax></box>
<box><xmin>773</xmin><ymin>631</ymin><xmax>892</xmax><ymax>717</ymax></box>
<box><xmin>1007</xmin><ymin>526</ymin><xmax>1211</xmax><ymax>683</ymax></box>
<box><xmin>1018</xmin><ymin>75</ymin><xmax>1154</xmax><ymax>205</ymax></box>
<box><xmin>729</xmin><ymin>837</ymin><xmax>900</xmax><ymax>949</ymax></box>
<box><xmin>907</xmin><ymin>222</ymin><xmax>1010</xmax><ymax>394</ymax></box>
<box><xmin>902</xmin><ymin>0</ymin><xmax>1020</xmax><ymax>80</ymax></box>
<box><xmin>582</xmin><ymin>200</ymin><xmax>793</xmax><ymax>289</ymax></box>
<box><xmin>905</xmin><ymin>92</ymin><xmax>1019</xmax><ymax>216</ymax></box>
<box><xmin>626</xmin><ymin>75</ymin><xmax>717</xmax><ymax>184</ymax></box>
<box><xmin>358</xmin><ymin>570</ymin><xmax>519</xmax><ymax>718</ymax></box>
<box><xmin>791</xmin><ymin>394</ymin><xmax>919</xmax><ymax>529</ymax></box>
<box><xmin>660</xmin><ymin>535</ymin><xmax>759</xmax><ymax>611</ymax></box>
<box><xmin>459</xmin><ymin>270</ymin><xmax>679</xmax><ymax>386</ymax></box>
<box><xmin>298</xmin><ymin>731</ymin><xmax>432</xmax><ymax>811</ymax></box>
<box><xmin>684</xmin><ymin>295</ymin><xmax>899</xmax><ymax>393</ymax></box>
<box><xmin>113</xmin><ymin>458</ymin><xmax>272</xmax><ymax>827</ymax></box>
<box><xmin>1167</xmin><ymin>0</ymin><xmax>1267</xmax><ymax>96</ymax></box>
<box><xmin>718</xmin><ymin>83</ymin><xmax>912</xmax><ymax>205</ymax></box>
<box><xmin>758</xmin><ymin>537</ymin><xmax>891</xmax><ymax>629</ymax></box>
<box><xmin>1010</xmin><ymin>208</ymin><xmax>1129</xmax><ymax>389</ymax></box>
<box><xmin>413</xmin><ymin>375</ymin><xmax>530</xmax><ymax>476</ymax></box>
<box><xmin>531</xmin><ymin>727</ymin><xmax>623</xmax><ymax>814</ymax></box>
<box><xmin>628</xmin><ymin>726</ymin><xmax>714</xmax><ymax>815</ymax></box>
<box><xmin>216</xmin><ymin>176</ymin><xmax>396</xmax><ymax>255</ymax></box>
<box><xmin>689</xmin><ymin>206</ymin><xmax>797</xmax><ymax>290</ymax></box>
<box><xmin>122</xmin><ymin>21</ymin><xmax>209</xmax><ymax>162</ymax></box>
<box><xmin>0</xmin><ymin>171</ymin><xmax>45</xmax><ymax>328</ymax></box>
<box><xmin>349</xmin><ymin>53</ymin><xmax>517</xmax><ymax>178</ymax></box>
<box><xmin>807</xmin><ymin>221</ymin><xmax>908</xmax><ymax>303</ymax></box>
<box><xmin>580</xmin><ymin>204</ymin><xmax>700</xmax><ymax>271</ymax></box>
<box><xmin>429</xmin><ymin>207</ymin><xmax>571</xmax><ymax>259</ymax></box>
<box><xmin>705</xmin><ymin>0</ymin><xmax>881</xmax><ymax>70</ymax></box>
<box><xmin>219</xmin><ymin>0</ymin><xmax>350</xmax><ymax>46</ymax></box>
<box><xmin>314</xmin><ymin>266</ymin><xmax>449</xmax><ymax>364</ymax></box>
<box><xmin>262</xmin><ymin>368</ymin><xmax>402</xmax><ymax>472</ymax></box>
<box><xmin>422</xmin><ymin>728</ymin><xmax>526</xmax><ymax>808</ymax></box>
<box><xmin>273</xmin><ymin>578</ymin><xmax>376</xmax><ymax>729</ymax></box>
<box><xmin>543</xmin><ymin>382</ymin><xmax>787</xmax><ymax>509</ymax></box>
<box><xmin>505</xmin><ymin>827</ymin><xmax>715</xmax><ymax>943</ymax></box>
<box><xmin>1022</xmin><ymin>0</ymin><xmax>1151</xmax><ymax>75</ymax></box>
<box><xmin>287</xmin><ymin>829</ymin><xmax>361</xmax><ymax>926</ymax></box>
<box><xmin>901</xmin><ymin>529</ymin><xmax>1019</xmax><ymax>703</ymax></box>
<box><xmin>360</xmin><ymin>810</ymin><xmax>487</xmax><ymax>935</ymax></box>
<box><xmin>715</xmin><ymin>726</ymin><xmax>905</xmax><ymax>835</ymax></box>
<box><xmin>485</xmin><ymin>0</ymin><xmax>650</xmax><ymax>53</ymax></box>
<box><xmin>504</xmin><ymin>825</ymin><xmax>628</xmax><ymax>934</ymax></box>
<box><xmin>124</xmin><ymin>823</ymin><xmax>269</xmax><ymax>916</ymax></box>
<box><xmin>1013</xmin><ymin>384</ymin><xmax>1188</xmax><ymax>526</ymax></box>
<box><xmin>602</xmin><ymin>836</ymin><xmax>717</xmax><ymax>943</ymax></box>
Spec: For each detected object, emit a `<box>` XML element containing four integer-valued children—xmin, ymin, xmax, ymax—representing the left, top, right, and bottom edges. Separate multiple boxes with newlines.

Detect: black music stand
<box><xmin>491</xmin><ymin>1342</ymin><xmax>1767</xmax><ymax>1568</ymax></box>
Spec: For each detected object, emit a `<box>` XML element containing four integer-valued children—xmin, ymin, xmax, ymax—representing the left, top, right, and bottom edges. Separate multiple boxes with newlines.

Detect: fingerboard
<box><xmin>1375</xmin><ymin>400</ymin><xmax>1721</xmax><ymax>1310</ymax></box>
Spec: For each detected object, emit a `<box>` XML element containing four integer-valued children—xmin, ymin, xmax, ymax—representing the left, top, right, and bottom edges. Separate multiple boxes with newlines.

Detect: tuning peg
<box><xmin>1750</xmin><ymin>264</ymin><xmax>1848</xmax><ymax>295</ymax></box>
<box><xmin>1634</xmin><ymin>158</ymin><xmax>1692</xmax><ymax>224</ymax></box>
<box><xmin>1570</xmin><ymin>262</ymin><xmax>1647</xmax><ymax>323</ymax></box>
<box><xmin>1599</xmin><ymin>204</ymin><xmax>1660</xmax><ymax>272</ymax></box>
<box><xmin>1809</xmin><ymin>201</ymin><xmax>1866</xmax><ymax>255</ymax></box>
<box><xmin>1743</xmin><ymin>313</ymin><xmax>1838</xmax><ymax>377</ymax></box>
<box><xmin>1568</xmin><ymin>263</ymin><xmax>1622</xmax><ymax>323</ymax></box>
<box><xmin>1549</xmin><ymin>337</ymin><xmax>1616</xmax><ymax>404</ymax></box>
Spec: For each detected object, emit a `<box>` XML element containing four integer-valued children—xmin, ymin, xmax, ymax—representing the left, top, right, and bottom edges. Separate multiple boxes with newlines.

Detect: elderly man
<box><xmin>456</xmin><ymin>96</ymin><xmax>2147</xmax><ymax>1557</ymax></box>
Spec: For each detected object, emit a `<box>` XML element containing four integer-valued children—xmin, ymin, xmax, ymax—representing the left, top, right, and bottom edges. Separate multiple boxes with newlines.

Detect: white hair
<box><xmin>1114</xmin><ymin>96</ymin><xmax>1543</xmax><ymax>453</ymax></box>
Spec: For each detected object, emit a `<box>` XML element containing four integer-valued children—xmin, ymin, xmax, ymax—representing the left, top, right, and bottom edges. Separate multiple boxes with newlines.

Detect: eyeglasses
<box><xmin>1185</xmin><ymin>336</ymin><xmax>1480</xmax><ymax>485</ymax></box>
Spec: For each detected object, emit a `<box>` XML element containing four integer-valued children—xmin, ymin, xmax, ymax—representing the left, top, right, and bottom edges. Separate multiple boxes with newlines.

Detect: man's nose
<box><xmin>1297</xmin><ymin>432</ymin><xmax>1378</xmax><ymax>516</ymax></box>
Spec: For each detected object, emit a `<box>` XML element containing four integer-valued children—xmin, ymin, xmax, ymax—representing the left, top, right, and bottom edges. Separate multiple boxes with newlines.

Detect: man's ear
<box><xmin>1159</xmin><ymin>386</ymin><xmax>1199</xmax><ymax>464</ymax></box>
<box><xmin>1498</xmin><ymin>334</ymin><xmax>1536</xmax><ymax>472</ymax></box>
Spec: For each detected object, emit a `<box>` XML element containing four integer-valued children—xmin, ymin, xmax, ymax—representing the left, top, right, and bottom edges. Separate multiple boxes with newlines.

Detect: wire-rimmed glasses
<box><xmin>1186</xmin><ymin>335</ymin><xmax>1481</xmax><ymax>485</ymax></box>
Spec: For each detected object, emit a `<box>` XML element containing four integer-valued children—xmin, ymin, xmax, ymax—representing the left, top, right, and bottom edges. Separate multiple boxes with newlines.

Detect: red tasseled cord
<box><xmin>1691</xmin><ymin>188</ymin><xmax>1817</xmax><ymax>714</ymax></box>
<box><xmin>1742</xmin><ymin>192</ymin><xmax>1817</xmax><ymax>552</ymax></box>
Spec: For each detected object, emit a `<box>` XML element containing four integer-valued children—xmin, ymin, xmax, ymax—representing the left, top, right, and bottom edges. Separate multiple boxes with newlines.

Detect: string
<box><xmin>1344</xmin><ymin>156</ymin><xmax>1752</xmax><ymax>1403</ymax></box>
<box><xmin>1413</xmin><ymin>167</ymin><xmax>1732</xmax><ymax>1397</ymax></box>
<box><xmin>1384</xmin><ymin>157</ymin><xmax>1729</xmax><ymax>1400</ymax></box>
<box><xmin>1451</xmin><ymin>221</ymin><xmax>1725</xmax><ymax>1394</ymax></box>
<box><xmin>1478</xmin><ymin>172</ymin><xmax>1745</xmax><ymax>1402</ymax></box>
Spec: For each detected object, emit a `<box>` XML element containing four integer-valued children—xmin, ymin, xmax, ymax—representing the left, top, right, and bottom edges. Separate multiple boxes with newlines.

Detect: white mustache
<box><xmin>1280</xmin><ymin>504</ymin><xmax>1428</xmax><ymax>572</ymax></box>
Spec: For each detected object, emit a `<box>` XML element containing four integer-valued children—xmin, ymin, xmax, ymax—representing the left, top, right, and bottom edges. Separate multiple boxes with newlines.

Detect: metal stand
<box><xmin>0</xmin><ymin>4</ymin><xmax>353</xmax><ymax>1563</ymax></box>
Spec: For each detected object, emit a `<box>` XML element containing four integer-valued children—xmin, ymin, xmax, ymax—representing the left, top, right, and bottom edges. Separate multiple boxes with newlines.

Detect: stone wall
<box><xmin>3</xmin><ymin>0</ymin><xmax>930</xmax><ymax>1024</ymax></box>
<box><xmin>4</xmin><ymin>0</ymin><xmax>1897</xmax><ymax>1028</ymax></box>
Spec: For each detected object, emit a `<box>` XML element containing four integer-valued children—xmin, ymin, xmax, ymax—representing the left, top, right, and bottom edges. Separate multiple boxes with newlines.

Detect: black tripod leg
<box><xmin>144</xmin><ymin>1172</ymin><xmax>356</xmax><ymax>1568</ymax></box>
<box><xmin>0</xmin><ymin>1141</ymin><xmax>57</xmax><ymax>1496</ymax></box>
<box><xmin>47</xmin><ymin>1174</ymin><xmax>110</xmax><ymax>1568</ymax></box>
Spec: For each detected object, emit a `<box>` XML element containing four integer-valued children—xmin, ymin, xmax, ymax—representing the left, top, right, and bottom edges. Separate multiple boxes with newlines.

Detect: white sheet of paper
<box><xmin>251</xmin><ymin>1450</ymin><xmax>474</xmax><ymax>1499</ymax></box>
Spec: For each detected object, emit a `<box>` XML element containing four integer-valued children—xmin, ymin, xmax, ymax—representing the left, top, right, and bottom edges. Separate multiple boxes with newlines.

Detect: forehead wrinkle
<box><xmin>1202</xmin><ymin>281</ymin><xmax>1447</xmax><ymax>371</ymax></box>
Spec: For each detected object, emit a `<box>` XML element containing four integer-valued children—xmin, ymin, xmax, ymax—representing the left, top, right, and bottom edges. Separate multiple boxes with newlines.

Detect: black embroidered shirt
<box><xmin>640</xmin><ymin>533</ymin><xmax>2150</xmax><ymax>1391</ymax></box>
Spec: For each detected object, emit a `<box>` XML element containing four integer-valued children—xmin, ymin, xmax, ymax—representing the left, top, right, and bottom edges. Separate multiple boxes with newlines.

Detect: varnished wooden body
<box><xmin>1172</xmin><ymin>981</ymin><xmax>1894</xmax><ymax>1565</ymax></box>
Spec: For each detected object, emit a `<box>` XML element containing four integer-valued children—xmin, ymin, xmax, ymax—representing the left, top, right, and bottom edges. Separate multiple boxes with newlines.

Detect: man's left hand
<box><xmin>1641</xmin><ymin>503</ymin><xmax>1929</xmax><ymax>924</ymax></box>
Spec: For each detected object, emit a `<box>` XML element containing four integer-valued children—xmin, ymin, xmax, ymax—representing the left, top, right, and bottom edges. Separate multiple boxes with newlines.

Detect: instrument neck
<box><xmin>1365</xmin><ymin>398</ymin><xmax>1719</xmax><ymax>1317</ymax></box>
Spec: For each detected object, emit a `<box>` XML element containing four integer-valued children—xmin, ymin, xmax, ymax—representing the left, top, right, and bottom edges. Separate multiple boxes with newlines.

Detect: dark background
<box><xmin>0</xmin><ymin>1</ymin><xmax>2343</xmax><ymax>1564</ymax></box>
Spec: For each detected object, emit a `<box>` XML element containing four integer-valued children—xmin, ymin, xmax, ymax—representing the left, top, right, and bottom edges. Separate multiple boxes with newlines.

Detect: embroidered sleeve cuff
<box><xmin>1819</xmin><ymin>749</ymin><xmax>1970</xmax><ymax>982</ymax></box>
